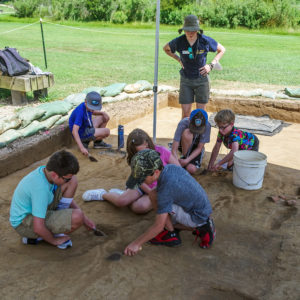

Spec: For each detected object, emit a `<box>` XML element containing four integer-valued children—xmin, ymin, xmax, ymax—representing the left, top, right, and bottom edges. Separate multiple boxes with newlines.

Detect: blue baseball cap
<box><xmin>189</xmin><ymin>109</ymin><xmax>208</xmax><ymax>134</ymax></box>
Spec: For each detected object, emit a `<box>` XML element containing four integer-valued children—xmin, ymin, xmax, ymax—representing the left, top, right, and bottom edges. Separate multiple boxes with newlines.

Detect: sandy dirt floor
<box><xmin>0</xmin><ymin>107</ymin><xmax>300</xmax><ymax>300</ymax></box>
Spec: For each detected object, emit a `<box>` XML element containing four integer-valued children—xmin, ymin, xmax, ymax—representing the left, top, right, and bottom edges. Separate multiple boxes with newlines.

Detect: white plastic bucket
<box><xmin>233</xmin><ymin>150</ymin><xmax>267</xmax><ymax>190</ymax></box>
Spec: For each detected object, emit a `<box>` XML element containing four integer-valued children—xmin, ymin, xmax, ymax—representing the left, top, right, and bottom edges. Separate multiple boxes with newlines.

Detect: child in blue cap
<box><xmin>69</xmin><ymin>91</ymin><xmax>111</xmax><ymax>156</ymax></box>
<box><xmin>171</xmin><ymin>108</ymin><xmax>211</xmax><ymax>174</ymax></box>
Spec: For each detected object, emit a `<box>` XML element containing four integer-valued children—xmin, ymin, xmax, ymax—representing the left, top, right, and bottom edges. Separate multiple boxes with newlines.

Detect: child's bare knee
<box><xmin>71</xmin><ymin>209</ymin><xmax>84</xmax><ymax>228</ymax></box>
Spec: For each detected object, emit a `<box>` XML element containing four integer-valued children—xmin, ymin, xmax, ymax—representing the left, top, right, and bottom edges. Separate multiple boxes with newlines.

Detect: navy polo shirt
<box><xmin>169</xmin><ymin>33</ymin><xmax>218</xmax><ymax>79</ymax></box>
<box><xmin>69</xmin><ymin>102</ymin><xmax>93</xmax><ymax>139</ymax></box>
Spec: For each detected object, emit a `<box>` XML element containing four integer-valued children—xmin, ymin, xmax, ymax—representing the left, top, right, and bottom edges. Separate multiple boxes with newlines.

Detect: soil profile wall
<box><xmin>168</xmin><ymin>92</ymin><xmax>300</xmax><ymax>123</ymax></box>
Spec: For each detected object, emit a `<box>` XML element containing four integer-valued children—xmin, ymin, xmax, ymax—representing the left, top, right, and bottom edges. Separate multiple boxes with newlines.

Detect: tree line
<box><xmin>12</xmin><ymin>0</ymin><xmax>300</xmax><ymax>29</ymax></box>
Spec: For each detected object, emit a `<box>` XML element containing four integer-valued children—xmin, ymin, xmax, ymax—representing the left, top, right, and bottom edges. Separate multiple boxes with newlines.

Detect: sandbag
<box><xmin>17</xmin><ymin>106</ymin><xmax>46</xmax><ymax>128</ymax></box>
<box><xmin>261</xmin><ymin>91</ymin><xmax>276</xmax><ymax>99</ymax></box>
<box><xmin>284</xmin><ymin>88</ymin><xmax>300</xmax><ymax>98</ymax></box>
<box><xmin>82</xmin><ymin>87</ymin><xmax>106</xmax><ymax>96</ymax></box>
<box><xmin>64</xmin><ymin>93</ymin><xmax>86</xmax><ymax>107</ymax></box>
<box><xmin>0</xmin><ymin>129</ymin><xmax>22</xmax><ymax>148</ymax></box>
<box><xmin>136</xmin><ymin>80</ymin><xmax>152</xmax><ymax>92</ymax></box>
<box><xmin>124</xmin><ymin>83</ymin><xmax>141</xmax><ymax>93</ymax></box>
<box><xmin>103</xmin><ymin>83</ymin><xmax>126</xmax><ymax>97</ymax></box>
<box><xmin>39</xmin><ymin>101</ymin><xmax>73</xmax><ymax>121</ymax></box>
<box><xmin>0</xmin><ymin>115</ymin><xmax>21</xmax><ymax>134</ymax></box>
<box><xmin>55</xmin><ymin>115</ymin><xmax>69</xmax><ymax>125</ymax></box>
<box><xmin>18</xmin><ymin>120</ymin><xmax>46</xmax><ymax>137</ymax></box>
<box><xmin>40</xmin><ymin>115</ymin><xmax>61</xmax><ymax>129</ymax></box>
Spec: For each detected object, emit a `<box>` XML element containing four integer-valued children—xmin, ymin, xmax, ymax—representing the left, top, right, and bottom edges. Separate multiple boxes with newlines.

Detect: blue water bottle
<box><xmin>118</xmin><ymin>125</ymin><xmax>124</xmax><ymax>149</ymax></box>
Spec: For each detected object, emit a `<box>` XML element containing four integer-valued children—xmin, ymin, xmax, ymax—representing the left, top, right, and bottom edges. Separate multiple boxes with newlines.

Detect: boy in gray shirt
<box><xmin>124</xmin><ymin>149</ymin><xmax>215</xmax><ymax>257</ymax></box>
<box><xmin>172</xmin><ymin>109</ymin><xmax>211</xmax><ymax>174</ymax></box>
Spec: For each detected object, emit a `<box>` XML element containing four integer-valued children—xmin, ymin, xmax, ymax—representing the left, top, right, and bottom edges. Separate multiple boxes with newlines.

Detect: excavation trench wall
<box><xmin>1</xmin><ymin>92</ymin><xmax>299</xmax><ymax>178</ymax></box>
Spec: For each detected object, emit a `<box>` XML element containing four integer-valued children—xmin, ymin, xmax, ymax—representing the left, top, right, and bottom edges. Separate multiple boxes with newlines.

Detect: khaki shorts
<box><xmin>179</xmin><ymin>75</ymin><xmax>210</xmax><ymax>104</ymax></box>
<box><xmin>170</xmin><ymin>204</ymin><xmax>206</xmax><ymax>228</ymax></box>
<box><xmin>14</xmin><ymin>186</ymin><xmax>73</xmax><ymax>238</ymax></box>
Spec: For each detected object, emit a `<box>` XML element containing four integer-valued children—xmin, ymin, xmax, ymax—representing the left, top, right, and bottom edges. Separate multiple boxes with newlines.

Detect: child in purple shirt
<box><xmin>82</xmin><ymin>128</ymin><xmax>180</xmax><ymax>214</ymax></box>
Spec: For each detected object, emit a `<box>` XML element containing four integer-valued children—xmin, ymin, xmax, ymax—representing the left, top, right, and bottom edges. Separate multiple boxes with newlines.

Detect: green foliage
<box><xmin>111</xmin><ymin>11</ymin><xmax>127</xmax><ymax>24</ymax></box>
<box><xmin>13</xmin><ymin>0</ymin><xmax>39</xmax><ymax>18</ymax></box>
<box><xmin>86</xmin><ymin>0</ymin><xmax>115</xmax><ymax>21</ymax></box>
<box><xmin>10</xmin><ymin>0</ymin><xmax>300</xmax><ymax>29</ymax></box>
<box><xmin>200</xmin><ymin>0</ymin><xmax>300</xmax><ymax>29</ymax></box>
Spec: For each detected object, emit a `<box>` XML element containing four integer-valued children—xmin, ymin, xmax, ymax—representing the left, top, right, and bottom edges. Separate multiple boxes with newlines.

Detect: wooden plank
<box><xmin>0</xmin><ymin>73</ymin><xmax>54</xmax><ymax>92</ymax></box>
<box><xmin>30</xmin><ymin>76</ymin><xmax>38</xmax><ymax>91</ymax></box>
<box><xmin>34</xmin><ymin>75</ymin><xmax>41</xmax><ymax>90</ymax></box>
<box><xmin>48</xmin><ymin>73</ymin><xmax>55</xmax><ymax>87</ymax></box>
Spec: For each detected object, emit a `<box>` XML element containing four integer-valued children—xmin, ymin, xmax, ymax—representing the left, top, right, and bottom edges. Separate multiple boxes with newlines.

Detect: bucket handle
<box><xmin>233</xmin><ymin>165</ymin><xmax>265</xmax><ymax>186</ymax></box>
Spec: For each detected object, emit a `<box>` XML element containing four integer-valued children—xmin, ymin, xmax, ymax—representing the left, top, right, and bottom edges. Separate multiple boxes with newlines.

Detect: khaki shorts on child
<box><xmin>170</xmin><ymin>204</ymin><xmax>206</xmax><ymax>228</ymax></box>
<box><xmin>15</xmin><ymin>209</ymin><xmax>73</xmax><ymax>239</ymax></box>
<box><xmin>14</xmin><ymin>186</ymin><xmax>72</xmax><ymax>239</ymax></box>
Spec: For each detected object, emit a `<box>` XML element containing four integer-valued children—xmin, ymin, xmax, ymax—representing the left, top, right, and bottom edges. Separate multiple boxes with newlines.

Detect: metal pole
<box><xmin>152</xmin><ymin>0</ymin><xmax>160</xmax><ymax>143</ymax></box>
<box><xmin>40</xmin><ymin>18</ymin><xmax>47</xmax><ymax>69</ymax></box>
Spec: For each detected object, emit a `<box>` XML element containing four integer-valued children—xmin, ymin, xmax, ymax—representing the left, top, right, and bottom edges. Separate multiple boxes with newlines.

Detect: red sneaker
<box><xmin>193</xmin><ymin>218</ymin><xmax>216</xmax><ymax>249</ymax></box>
<box><xmin>149</xmin><ymin>230</ymin><xmax>181</xmax><ymax>247</ymax></box>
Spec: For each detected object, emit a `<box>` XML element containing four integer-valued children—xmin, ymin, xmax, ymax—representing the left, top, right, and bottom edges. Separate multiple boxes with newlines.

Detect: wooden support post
<box><xmin>33</xmin><ymin>88</ymin><xmax>48</xmax><ymax>101</ymax></box>
<box><xmin>11</xmin><ymin>90</ymin><xmax>28</xmax><ymax>106</ymax></box>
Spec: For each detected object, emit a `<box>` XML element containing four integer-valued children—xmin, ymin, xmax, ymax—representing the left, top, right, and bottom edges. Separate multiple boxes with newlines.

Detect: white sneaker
<box><xmin>54</xmin><ymin>233</ymin><xmax>72</xmax><ymax>250</ymax></box>
<box><xmin>82</xmin><ymin>189</ymin><xmax>107</xmax><ymax>201</ymax></box>
<box><xmin>57</xmin><ymin>239</ymin><xmax>72</xmax><ymax>250</ymax></box>
<box><xmin>109</xmin><ymin>188</ymin><xmax>125</xmax><ymax>195</ymax></box>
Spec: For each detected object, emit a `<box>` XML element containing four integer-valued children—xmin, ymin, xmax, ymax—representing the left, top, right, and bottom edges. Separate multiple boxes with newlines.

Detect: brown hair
<box><xmin>46</xmin><ymin>150</ymin><xmax>79</xmax><ymax>177</ymax></box>
<box><xmin>126</xmin><ymin>128</ymin><xmax>155</xmax><ymax>165</ymax></box>
<box><xmin>214</xmin><ymin>109</ymin><xmax>235</xmax><ymax>125</ymax></box>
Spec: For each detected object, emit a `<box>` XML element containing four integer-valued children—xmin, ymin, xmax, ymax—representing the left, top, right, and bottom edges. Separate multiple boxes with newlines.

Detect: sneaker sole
<box><xmin>148</xmin><ymin>241</ymin><xmax>182</xmax><ymax>247</ymax></box>
<box><xmin>57</xmin><ymin>240</ymin><xmax>72</xmax><ymax>249</ymax></box>
<box><xmin>93</xmin><ymin>146</ymin><xmax>112</xmax><ymax>149</ymax></box>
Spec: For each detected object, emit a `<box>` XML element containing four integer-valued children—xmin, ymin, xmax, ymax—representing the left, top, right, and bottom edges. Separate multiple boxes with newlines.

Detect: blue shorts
<box><xmin>81</xmin><ymin>127</ymin><xmax>96</xmax><ymax>142</ymax></box>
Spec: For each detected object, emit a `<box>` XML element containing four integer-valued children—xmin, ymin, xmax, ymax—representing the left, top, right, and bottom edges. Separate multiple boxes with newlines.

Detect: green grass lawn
<box><xmin>0</xmin><ymin>17</ymin><xmax>300</xmax><ymax>101</ymax></box>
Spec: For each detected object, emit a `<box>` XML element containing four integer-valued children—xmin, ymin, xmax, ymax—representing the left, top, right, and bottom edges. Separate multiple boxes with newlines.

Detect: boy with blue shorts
<box><xmin>171</xmin><ymin>108</ymin><xmax>211</xmax><ymax>175</ymax></box>
<box><xmin>124</xmin><ymin>149</ymin><xmax>215</xmax><ymax>257</ymax></box>
<box><xmin>69</xmin><ymin>91</ymin><xmax>111</xmax><ymax>157</ymax></box>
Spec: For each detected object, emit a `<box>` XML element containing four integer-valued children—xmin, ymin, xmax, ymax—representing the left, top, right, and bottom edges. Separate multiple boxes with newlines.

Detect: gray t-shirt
<box><xmin>173</xmin><ymin>118</ymin><xmax>211</xmax><ymax>144</ymax></box>
<box><xmin>156</xmin><ymin>164</ymin><xmax>212</xmax><ymax>224</ymax></box>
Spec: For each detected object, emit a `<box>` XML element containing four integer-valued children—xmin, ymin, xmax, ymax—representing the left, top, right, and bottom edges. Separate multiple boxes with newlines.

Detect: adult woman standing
<box><xmin>163</xmin><ymin>15</ymin><xmax>225</xmax><ymax>119</ymax></box>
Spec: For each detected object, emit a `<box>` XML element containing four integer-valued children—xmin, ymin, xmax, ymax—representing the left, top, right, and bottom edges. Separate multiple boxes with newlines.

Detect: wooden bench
<box><xmin>0</xmin><ymin>73</ymin><xmax>54</xmax><ymax>105</ymax></box>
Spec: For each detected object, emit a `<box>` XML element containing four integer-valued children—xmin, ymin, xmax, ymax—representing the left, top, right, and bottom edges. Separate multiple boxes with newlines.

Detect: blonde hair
<box><xmin>214</xmin><ymin>109</ymin><xmax>235</xmax><ymax>125</ymax></box>
<box><xmin>126</xmin><ymin>128</ymin><xmax>155</xmax><ymax>165</ymax></box>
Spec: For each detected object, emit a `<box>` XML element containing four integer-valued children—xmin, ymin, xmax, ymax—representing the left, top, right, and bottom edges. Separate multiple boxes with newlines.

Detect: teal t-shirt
<box><xmin>9</xmin><ymin>166</ymin><xmax>55</xmax><ymax>228</ymax></box>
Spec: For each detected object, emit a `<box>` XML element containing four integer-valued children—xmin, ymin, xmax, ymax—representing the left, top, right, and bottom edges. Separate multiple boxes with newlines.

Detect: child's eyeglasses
<box><xmin>188</xmin><ymin>47</ymin><xmax>194</xmax><ymax>59</ymax></box>
<box><xmin>60</xmin><ymin>176</ymin><xmax>72</xmax><ymax>183</ymax></box>
<box><xmin>218</xmin><ymin>124</ymin><xmax>230</xmax><ymax>130</ymax></box>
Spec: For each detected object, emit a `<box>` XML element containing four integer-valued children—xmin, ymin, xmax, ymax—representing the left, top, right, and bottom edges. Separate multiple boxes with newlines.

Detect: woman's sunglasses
<box><xmin>188</xmin><ymin>47</ymin><xmax>194</xmax><ymax>59</ymax></box>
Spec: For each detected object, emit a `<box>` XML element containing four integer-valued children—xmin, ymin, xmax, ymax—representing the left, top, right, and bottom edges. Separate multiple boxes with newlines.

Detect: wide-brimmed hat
<box><xmin>86</xmin><ymin>91</ymin><xmax>102</xmax><ymax>111</ymax></box>
<box><xmin>189</xmin><ymin>109</ymin><xmax>208</xmax><ymax>134</ymax></box>
<box><xmin>126</xmin><ymin>149</ymin><xmax>163</xmax><ymax>189</ymax></box>
<box><xmin>179</xmin><ymin>15</ymin><xmax>200</xmax><ymax>32</ymax></box>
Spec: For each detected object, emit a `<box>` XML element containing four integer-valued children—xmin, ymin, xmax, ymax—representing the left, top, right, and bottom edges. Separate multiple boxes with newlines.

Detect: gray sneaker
<box><xmin>82</xmin><ymin>141</ymin><xmax>90</xmax><ymax>149</ymax></box>
<box><xmin>94</xmin><ymin>141</ymin><xmax>112</xmax><ymax>149</ymax></box>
